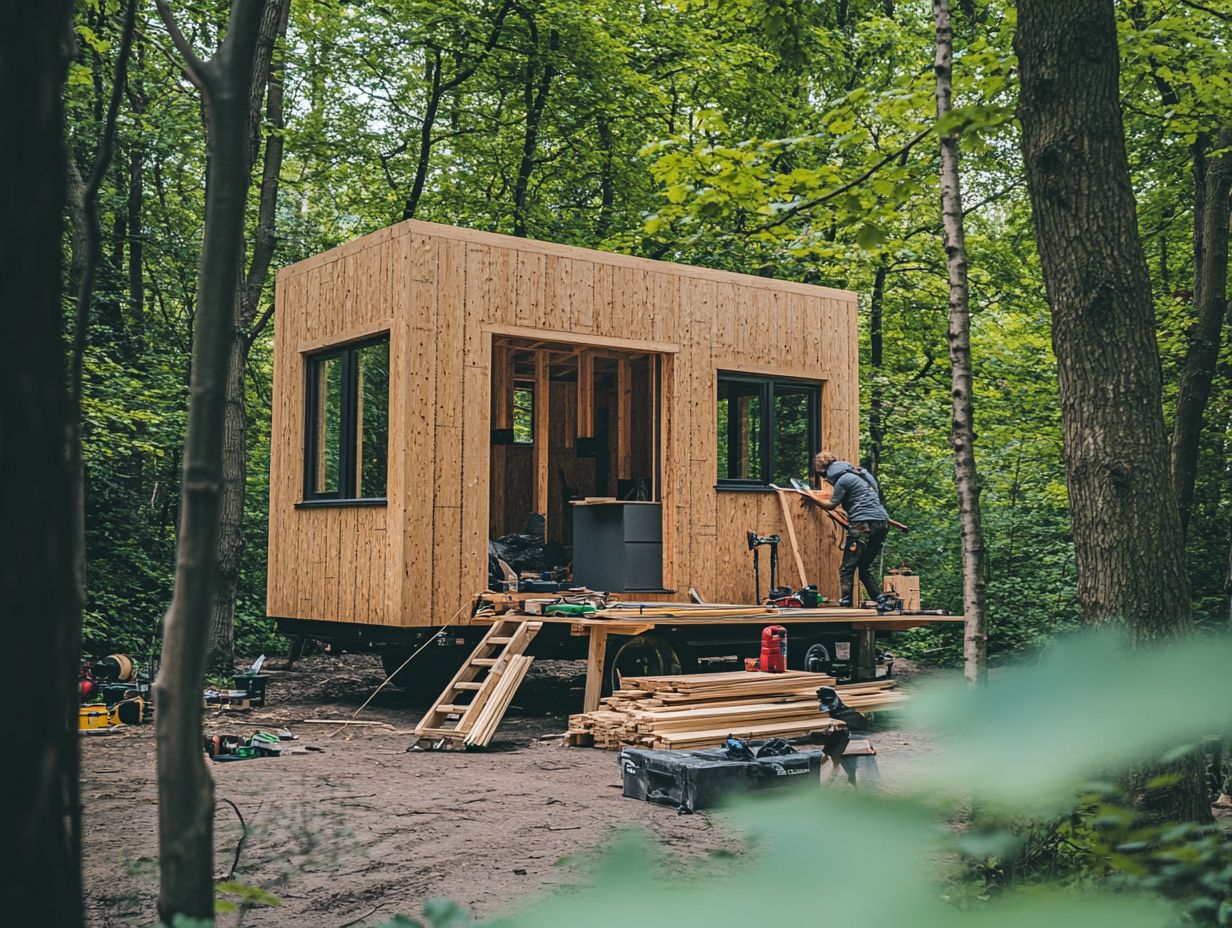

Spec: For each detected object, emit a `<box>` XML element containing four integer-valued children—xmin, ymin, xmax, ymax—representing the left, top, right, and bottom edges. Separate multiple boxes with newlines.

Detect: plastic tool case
<box><xmin>619</xmin><ymin>746</ymin><xmax>824</xmax><ymax>812</ymax></box>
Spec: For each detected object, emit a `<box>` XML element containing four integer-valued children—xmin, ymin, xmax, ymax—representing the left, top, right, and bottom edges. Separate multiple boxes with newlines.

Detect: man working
<box><xmin>807</xmin><ymin>451</ymin><xmax>889</xmax><ymax>607</ymax></box>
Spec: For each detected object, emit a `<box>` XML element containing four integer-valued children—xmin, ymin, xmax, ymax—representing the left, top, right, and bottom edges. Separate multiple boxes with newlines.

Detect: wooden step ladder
<box><xmin>411</xmin><ymin>618</ymin><xmax>541</xmax><ymax>750</ymax></box>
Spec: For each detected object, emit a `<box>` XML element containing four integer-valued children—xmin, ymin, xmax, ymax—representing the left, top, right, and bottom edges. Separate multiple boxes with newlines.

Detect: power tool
<box><xmin>746</xmin><ymin>531</ymin><xmax>781</xmax><ymax>603</ymax></box>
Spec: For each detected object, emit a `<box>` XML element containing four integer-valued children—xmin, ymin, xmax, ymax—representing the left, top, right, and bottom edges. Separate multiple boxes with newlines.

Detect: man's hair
<box><xmin>813</xmin><ymin>450</ymin><xmax>838</xmax><ymax>474</ymax></box>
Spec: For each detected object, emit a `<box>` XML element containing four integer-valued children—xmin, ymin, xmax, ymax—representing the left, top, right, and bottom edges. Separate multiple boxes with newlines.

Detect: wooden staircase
<box><xmin>411</xmin><ymin>618</ymin><xmax>541</xmax><ymax>749</ymax></box>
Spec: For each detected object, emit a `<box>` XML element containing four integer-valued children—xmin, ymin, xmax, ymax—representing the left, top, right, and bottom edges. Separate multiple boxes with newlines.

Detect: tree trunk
<box><xmin>1016</xmin><ymin>0</ymin><xmax>1206</xmax><ymax>821</ymax></box>
<box><xmin>1170</xmin><ymin>129</ymin><xmax>1232</xmax><ymax>534</ymax></box>
<box><xmin>206</xmin><ymin>0</ymin><xmax>289</xmax><ymax>675</ymax></box>
<box><xmin>512</xmin><ymin>12</ymin><xmax>557</xmax><ymax>237</ymax></box>
<box><xmin>65</xmin><ymin>0</ymin><xmax>138</xmax><ymax>671</ymax></box>
<box><xmin>152</xmin><ymin>1</ymin><xmax>264</xmax><ymax>919</ymax></box>
<box><xmin>1</xmin><ymin>2</ymin><xmax>81</xmax><ymax>924</ymax></box>
<box><xmin>934</xmin><ymin>0</ymin><xmax>988</xmax><ymax>683</ymax></box>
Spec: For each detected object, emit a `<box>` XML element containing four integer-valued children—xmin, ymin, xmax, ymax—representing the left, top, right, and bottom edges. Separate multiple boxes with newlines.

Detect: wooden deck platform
<box><xmin>473</xmin><ymin>593</ymin><xmax>962</xmax><ymax>713</ymax></box>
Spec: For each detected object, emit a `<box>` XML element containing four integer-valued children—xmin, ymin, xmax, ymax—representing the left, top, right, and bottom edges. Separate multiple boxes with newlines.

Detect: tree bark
<box><xmin>512</xmin><ymin>8</ymin><xmax>557</xmax><ymax>237</ymax></box>
<box><xmin>1016</xmin><ymin>0</ymin><xmax>1206</xmax><ymax>821</ymax></box>
<box><xmin>401</xmin><ymin>0</ymin><xmax>512</xmax><ymax>220</ymax></box>
<box><xmin>1169</xmin><ymin>129</ymin><xmax>1232</xmax><ymax>534</ymax></box>
<box><xmin>152</xmin><ymin>0</ymin><xmax>264</xmax><ymax>919</ymax></box>
<box><xmin>1</xmin><ymin>2</ymin><xmax>81</xmax><ymax>924</ymax></box>
<box><xmin>934</xmin><ymin>0</ymin><xmax>988</xmax><ymax>683</ymax></box>
<box><xmin>206</xmin><ymin>0</ymin><xmax>290</xmax><ymax>675</ymax></box>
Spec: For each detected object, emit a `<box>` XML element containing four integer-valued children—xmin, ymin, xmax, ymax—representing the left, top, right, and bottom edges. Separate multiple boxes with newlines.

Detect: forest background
<box><xmin>67</xmin><ymin>0</ymin><xmax>1232</xmax><ymax>668</ymax></box>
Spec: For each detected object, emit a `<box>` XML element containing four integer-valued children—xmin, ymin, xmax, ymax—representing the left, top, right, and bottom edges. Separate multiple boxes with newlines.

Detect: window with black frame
<box><xmin>716</xmin><ymin>373</ymin><xmax>820</xmax><ymax>488</ymax></box>
<box><xmin>303</xmin><ymin>335</ymin><xmax>389</xmax><ymax>502</ymax></box>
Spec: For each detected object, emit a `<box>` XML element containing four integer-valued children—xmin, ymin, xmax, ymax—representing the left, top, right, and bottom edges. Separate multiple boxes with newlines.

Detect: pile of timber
<box><xmin>566</xmin><ymin>670</ymin><xmax>904</xmax><ymax>750</ymax></box>
<box><xmin>462</xmin><ymin>655</ymin><xmax>534</xmax><ymax>748</ymax></box>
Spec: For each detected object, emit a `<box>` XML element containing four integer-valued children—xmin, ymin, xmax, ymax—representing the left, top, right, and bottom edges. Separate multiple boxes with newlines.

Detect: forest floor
<box><xmin>81</xmin><ymin>654</ymin><xmax>948</xmax><ymax>927</ymax></box>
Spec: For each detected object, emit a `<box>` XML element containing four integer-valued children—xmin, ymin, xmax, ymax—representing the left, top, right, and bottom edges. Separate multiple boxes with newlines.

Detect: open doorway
<box><xmin>488</xmin><ymin>336</ymin><xmax>662</xmax><ymax>583</ymax></box>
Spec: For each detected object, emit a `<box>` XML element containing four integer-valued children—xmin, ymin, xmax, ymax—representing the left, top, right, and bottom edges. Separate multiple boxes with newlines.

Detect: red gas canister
<box><xmin>760</xmin><ymin>625</ymin><xmax>787</xmax><ymax>673</ymax></box>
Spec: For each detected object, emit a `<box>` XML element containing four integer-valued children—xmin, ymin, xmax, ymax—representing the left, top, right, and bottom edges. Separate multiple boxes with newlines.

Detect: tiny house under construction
<box><xmin>268</xmin><ymin>220</ymin><xmax>918</xmax><ymax>693</ymax></box>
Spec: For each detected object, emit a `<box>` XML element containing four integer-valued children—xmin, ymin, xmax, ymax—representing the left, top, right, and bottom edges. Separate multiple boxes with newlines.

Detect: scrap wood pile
<box><xmin>567</xmin><ymin>670</ymin><xmax>904</xmax><ymax>750</ymax></box>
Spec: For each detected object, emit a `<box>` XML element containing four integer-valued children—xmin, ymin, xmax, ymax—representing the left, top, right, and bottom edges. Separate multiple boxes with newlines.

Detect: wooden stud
<box><xmin>576</xmin><ymin>349</ymin><xmax>594</xmax><ymax>438</ymax></box>
<box><xmin>616</xmin><ymin>358</ymin><xmax>632</xmax><ymax>481</ymax></box>
<box><xmin>583</xmin><ymin>626</ymin><xmax>609</xmax><ymax>713</ymax></box>
<box><xmin>534</xmin><ymin>349</ymin><xmax>550</xmax><ymax>525</ymax></box>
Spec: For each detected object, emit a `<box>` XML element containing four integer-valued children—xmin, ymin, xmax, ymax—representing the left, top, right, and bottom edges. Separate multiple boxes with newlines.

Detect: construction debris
<box><xmin>566</xmin><ymin>671</ymin><xmax>904</xmax><ymax>750</ymax></box>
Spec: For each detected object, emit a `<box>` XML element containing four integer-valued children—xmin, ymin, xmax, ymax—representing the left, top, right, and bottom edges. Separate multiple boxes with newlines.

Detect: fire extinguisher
<box><xmin>760</xmin><ymin>625</ymin><xmax>788</xmax><ymax>673</ymax></box>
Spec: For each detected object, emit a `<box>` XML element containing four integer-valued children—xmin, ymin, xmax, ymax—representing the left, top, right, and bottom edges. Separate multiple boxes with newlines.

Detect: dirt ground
<box><xmin>82</xmin><ymin>654</ymin><xmax>948</xmax><ymax>927</ymax></box>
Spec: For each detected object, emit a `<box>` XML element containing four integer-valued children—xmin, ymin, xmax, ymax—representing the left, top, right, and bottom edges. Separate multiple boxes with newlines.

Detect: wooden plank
<box><xmin>533</xmin><ymin>349</ymin><xmax>550</xmax><ymax>522</ymax></box>
<box><xmin>569</xmin><ymin>260</ymin><xmax>595</xmax><ymax>333</ymax></box>
<box><xmin>774</xmin><ymin>487</ymin><xmax>809</xmax><ymax>588</ymax></box>
<box><xmin>576</xmin><ymin>349</ymin><xmax>594</xmax><ymax>437</ymax></box>
<box><xmin>515</xmin><ymin>251</ymin><xmax>545</xmax><ymax>328</ymax></box>
<box><xmin>286</xmin><ymin>220</ymin><xmax>856</xmax><ymax>302</ymax></box>
<box><xmin>464</xmin><ymin>655</ymin><xmax>534</xmax><ymax>748</ymax></box>
<box><xmin>482</xmin><ymin>322</ymin><xmax>677</xmax><ymax>355</ymax></box>
<box><xmin>583</xmin><ymin>626</ymin><xmax>609</xmax><ymax>713</ymax></box>
<box><xmin>402</xmin><ymin>280</ymin><xmax>437</xmax><ymax>621</ymax></box>
<box><xmin>616</xmin><ymin>357</ymin><xmax>632</xmax><ymax>480</ymax></box>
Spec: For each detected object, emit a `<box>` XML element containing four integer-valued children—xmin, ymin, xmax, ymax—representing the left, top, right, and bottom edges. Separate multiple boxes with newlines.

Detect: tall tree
<box><xmin>933</xmin><ymin>0</ymin><xmax>987</xmax><ymax>682</ymax></box>
<box><xmin>208</xmin><ymin>0</ymin><xmax>291</xmax><ymax>673</ymax></box>
<box><xmin>152</xmin><ymin>0</ymin><xmax>265</xmax><ymax>918</ymax></box>
<box><xmin>1169</xmin><ymin>129</ymin><xmax>1232</xmax><ymax>534</ymax></box>
<box><xmin>65</xmin><ymin>0</ymin><xmax>139</xmax><ymax>691</ymax></box>
<box><xmin>2</xmin><ymin>1</ymin><xmax>82</xmax><ymax>924</ymax></box>
<box><xmin>1015</xmin><ymin>0</ymin><xmax>1205</xmax><ymax>819</ymax></box>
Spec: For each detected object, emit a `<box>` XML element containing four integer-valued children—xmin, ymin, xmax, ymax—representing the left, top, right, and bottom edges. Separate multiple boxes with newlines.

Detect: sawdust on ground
<box><xmin>81</xmin><ymin>654</ymin><xmax>947</xmax><ymax>927</ymax></box>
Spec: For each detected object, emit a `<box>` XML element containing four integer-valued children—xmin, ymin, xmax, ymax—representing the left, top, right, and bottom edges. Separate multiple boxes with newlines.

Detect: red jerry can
<box><xmin>760</xmin><ymin>625</ymin><xmax>788</xmax><ymax>673</ymax></box>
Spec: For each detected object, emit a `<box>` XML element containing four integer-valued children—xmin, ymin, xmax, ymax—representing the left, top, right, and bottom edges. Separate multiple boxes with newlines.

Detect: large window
<box><xmin>716</xmin><ymin>373</ymin><xmax>819</xmax><ymax>487</ymax></box>
<box><xmin>304</xmin><ymin>335</ymin><xmax>389</xmax><ymax>502</ymax></box>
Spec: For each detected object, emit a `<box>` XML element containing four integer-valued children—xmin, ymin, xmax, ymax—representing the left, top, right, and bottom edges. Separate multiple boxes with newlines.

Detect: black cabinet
<box><xmin>571</xmin><ymin>501</ymin><xmax>663</xmax><ymax>592</ymax></box>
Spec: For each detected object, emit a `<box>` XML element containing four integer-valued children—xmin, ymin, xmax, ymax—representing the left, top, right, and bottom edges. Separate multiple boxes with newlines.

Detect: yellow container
<box><xmin>78</xmin><ymin>705</ymin><xmax>118</xmax><ymax>730</ymax></box>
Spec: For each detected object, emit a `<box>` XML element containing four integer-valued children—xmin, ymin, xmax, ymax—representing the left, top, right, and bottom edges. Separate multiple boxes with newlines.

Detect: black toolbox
<box><xmin>619</xmin><ymin>745</ymin><xmax>824</xmax><ymax>812</ymax></box>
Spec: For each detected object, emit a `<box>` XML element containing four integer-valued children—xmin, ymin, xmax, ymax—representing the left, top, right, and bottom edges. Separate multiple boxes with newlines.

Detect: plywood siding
<box><xmin>268</xmin><ymin>220</ymin><xmax>859</xmax><ymax>627</ymax></box>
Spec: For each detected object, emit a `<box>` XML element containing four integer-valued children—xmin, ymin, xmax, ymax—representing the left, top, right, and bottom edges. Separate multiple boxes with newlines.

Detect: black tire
<box><xmin>380</xmin><ymin>648</ymin><xmax>463</xmax><ymax>699</ymax></box>
<box><xmin>799</xmin><ymin>640</ymin><xmax>833</xmax><ymax>674</ymax></box>
<box><xmin>604</xmin><ymin>633</ymin><xmax>687</xmax><ymax>694</ymax></box>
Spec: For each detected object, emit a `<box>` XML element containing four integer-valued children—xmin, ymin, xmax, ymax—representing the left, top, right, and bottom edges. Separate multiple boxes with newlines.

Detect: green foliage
<box><xmin>488</xmin><ymin>632</ymin><xmax>1227</xmax><ymax>928</ymax></box>
<box><xmin>214</xmin><ymin>880</ymin><xmax>283</xmax><ymax>915</ymax></box>
<box><xmin>66</xmin><ymin>0</ymin><xmax>1232</xmax><ymax>671</ymax></box>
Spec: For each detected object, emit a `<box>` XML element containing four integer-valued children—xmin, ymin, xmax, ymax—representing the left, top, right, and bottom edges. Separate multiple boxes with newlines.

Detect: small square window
<box><xmin>716</xmin><ymin>373</ymin><xmax>819</xmax><ymax>488</ymax></box>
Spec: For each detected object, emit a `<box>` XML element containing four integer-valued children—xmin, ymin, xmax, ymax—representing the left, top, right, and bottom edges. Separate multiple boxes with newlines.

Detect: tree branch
<box><xmin>753</xmin><ymin>128</ymin><xmax>930</xmax><ymax>233</ymax></box>
<box><xmin>152</xmin><ymin>0</ymin><xmax>209</xmax><ymax>89</ymax></box>
<box><xmin>245</xmin><ymin>302</ymin><xmax>275</xmax><ymax>350</ymax></box>
<box><xmin>1180</xmin><ymin>0</ymin><xmax>1232</xmax><ymax>23</ymax></box>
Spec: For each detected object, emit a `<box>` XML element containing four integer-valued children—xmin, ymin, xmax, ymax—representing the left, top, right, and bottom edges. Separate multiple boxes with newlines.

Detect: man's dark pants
<box><xmin>839</xmin><ymin>520</ymin><xmax>888</xmax><ymax>605</ymax></box>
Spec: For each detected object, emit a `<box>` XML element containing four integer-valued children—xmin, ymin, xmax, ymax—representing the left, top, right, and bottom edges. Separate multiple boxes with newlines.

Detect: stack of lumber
<box><xmin>566</xmin><ymin>671</ymin><xmax>905</xmax><ymax>750</ymax></box>
<box><xmin>462</xmin><ymin>655</ymin><xmax>534</xmax><ymax>748</ymax></box>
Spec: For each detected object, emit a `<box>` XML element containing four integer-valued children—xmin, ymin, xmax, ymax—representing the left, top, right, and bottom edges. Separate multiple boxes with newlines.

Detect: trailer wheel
<box><xmin>605</xmin><ymin>633</ymin><xmax>686</xmax><ymax>694</ymax></box>
<box><xmin>380</xmin><ymin>647</ymin><xmax>462</xmax><ymax>700</ymax></box>
<box><xmin>801</xmin><ymin>642</ymin><xmax>832</xmax><ymax>674</ymax></box>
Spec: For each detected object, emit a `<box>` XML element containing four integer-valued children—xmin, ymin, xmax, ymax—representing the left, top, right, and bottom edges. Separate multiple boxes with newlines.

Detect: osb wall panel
<box><xmin>269</xmin><ymin>219</ymin><xmax>858</xmax><ymax>627</ymax></box>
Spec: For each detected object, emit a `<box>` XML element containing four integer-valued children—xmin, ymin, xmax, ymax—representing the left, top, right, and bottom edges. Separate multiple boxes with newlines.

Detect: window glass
<box><xmin>304</xmin><ymin>334</ymin><xmax>390</xmax><ymax>501</ymax></box>
<box><xmin>355</xmin><ymin>340</ymin><xmax>389</xmax><ymax>498</ymax></box>
<box><xmin>312</xmin><ymin>355</ymin><xmax>343</xmax><ymax>495</ymax></box>
<box><xmin>513</xmin><ymin>387</ymin><xmax>534</xmax><ymax>444</ymax></box>
<box><xmin>717</xmin><ymin>378</ymin><xmax>763</xmax><ymax>481</ymax></box>
<box><xmin>717</xmin><ymin>373</ymin><xmax>819</xmax><ymax>487</ymax></box>
<box><xmin>772</xmin><ymin>383</ymin><xmax>814</xmax><ymax>487</ymax></box>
